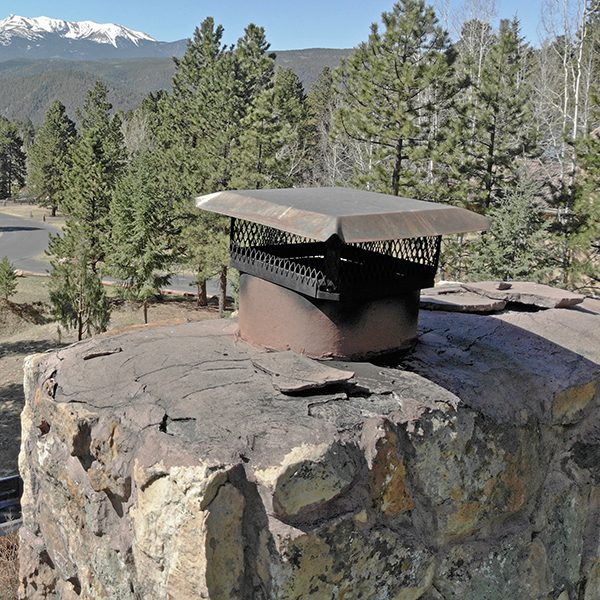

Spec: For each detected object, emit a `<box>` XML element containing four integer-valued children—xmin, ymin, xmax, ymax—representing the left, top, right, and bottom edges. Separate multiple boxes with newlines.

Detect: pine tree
<box><xmin>158</xmin><ymin>18</ymin><xmax>283</xmax><ymax>312</ymax></box>
<box><xmin>0</xmin><ymin>255</ymin><xmax>17</xmax><ymax>301</ymax></box>
<box><xmin>334</xmin><ymin>0</ymin><xmax>461</xmax><ymax>197</ymax></box>
<box><xmin>164</xmin><ymin>19</ymin><xmax>283</xmax><ymax>193</ymax></box>
<box><xmin>28</xmin><ymin>101</ymin><xmax>78</xmax><ymax>216</ymax></box>
<box><xmin>158</xmin><ymin>18</ymin><xmax>238</xmax><ymax>312</ymax></box>
<box><xmin>570</xmin><ymin>116</ymin><xmax>600</xmax><ymax>292</ymax></box>
<box><xmin>17</xmin><ymin>119</ymin><xmax>35</xmax><ymax>154</ymax></box>
<box><xmin>0</xmin><ymin>118</ymin><xmax>26</xmax><ymax>199</ymax></box>
<box><xmin>468</xmin><ymin>176</ymin><xmax>554</xmax><ymax>282</ymax></box>
<box><xmin>62</xmin><ymin>81</ymin><xmax>127</xmax><ymax>270</ymax></box>
<box><xmin>48</xmin><ymin>237</ymin><xmax>111</xmax><ymax>341</ymax></box>
<box><xmin>232</xmin><ymin>67</ymin><xmax>311</xmax><ymax>189</ymax></box>
<box><xmin>172</xmin><ymin>17</ymin><xmax>226</xmax><ymax>96</ymax></box>
<box><xmin>271</xmin><ymin>68</ymin><xmax>313</xmax><ymax>185</ymax></box>
<box><xmin>181</xmin><ymin>211</ymin><xmax>230</xmax><ymax>309</ymax></box>
<box><xmin>450</xmin><ymin>18</ymin><xmax>537</xmax><ymax>210</ymax></box>
<box><xmin>236</xmin><ymin>23</ymin><xmax>277</xmax><ymax>103</ymax></box>
<box><xmin>47</xmin><ymin>81</ymin><xmax>126</xmax><ymax>340</ymax></box>
<box><xmin>108</xmin><ymin>150</ymin><xmax>179</xmax><ymax>323</ymax></box>
<box><xmin>164</xmin><ymin>17</ymin><xmax>237</xmax><ymax>195</ymax></box>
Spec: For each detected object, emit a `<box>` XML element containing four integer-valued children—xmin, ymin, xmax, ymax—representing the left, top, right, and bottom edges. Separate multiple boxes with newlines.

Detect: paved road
<box><xmin>0</xmin><ymin>213</ymin><xmax>60</xmax><ymax>274</ymax></box>
<box><xmin>0</xmin><ymin>213</ymin><xmax>227</xmax><ymax>297</ymax></box>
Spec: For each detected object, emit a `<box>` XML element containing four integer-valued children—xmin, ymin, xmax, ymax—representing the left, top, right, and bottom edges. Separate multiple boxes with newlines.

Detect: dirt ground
<box><xmin>0</xmin><ymin>275</ymin><xmax>226</xmax><ymax>479</ymax></box>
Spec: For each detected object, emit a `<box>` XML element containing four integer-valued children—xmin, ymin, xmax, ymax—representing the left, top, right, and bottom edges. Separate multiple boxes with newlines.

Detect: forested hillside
<box><xmin>275</xmin><ymin>48</ymin><xmax>351</xmax><ymax>89</ymax></box>
<box><xmin>0</xmin><ymin>49</ymin><xmax>351</xmax><ymax>125</ymax></box>
<box><xmin>0</xmin><ymin>57</ymin><xmax>178</xmax><ymax>93</ymax></box>
<box><xmin>0</xmin><ymin>69</ymin><xmax>146</xmax><ymax>125</ymax></box>
<box><xmin>0</xmin><ymin>0</ymin><xmax>598</xmax><ymax>341</ymax></box>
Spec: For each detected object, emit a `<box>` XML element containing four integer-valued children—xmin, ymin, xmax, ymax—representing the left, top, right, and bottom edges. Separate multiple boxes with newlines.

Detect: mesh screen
<box><xmin>230</xmin><ymin>219</ymin><xmax>440</xmax><ymax>300</ymax></box>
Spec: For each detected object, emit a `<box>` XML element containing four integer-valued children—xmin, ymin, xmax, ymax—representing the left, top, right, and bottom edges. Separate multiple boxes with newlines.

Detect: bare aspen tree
<box><xmin>539</xmin><ymin>0</ymin><xmax>598</xmax><ymax>187</ymax></box>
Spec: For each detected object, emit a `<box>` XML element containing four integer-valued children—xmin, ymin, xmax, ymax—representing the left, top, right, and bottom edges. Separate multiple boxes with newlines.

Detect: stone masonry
<box><xmin>17</xmin><ymin>296</ymin><xmax>600</xmax><ymax>599</ymax></box>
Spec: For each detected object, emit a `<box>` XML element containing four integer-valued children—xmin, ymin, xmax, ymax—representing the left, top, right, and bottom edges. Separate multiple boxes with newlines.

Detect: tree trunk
<box><xmin>391</xmin><ymin>138</ymin><xmax>403</xmax><ymax>196</ymax></box>
<box><xmin>197</xmin><ymin>280</ymin><xmax>208</xmax><ymax>307</ymax></box>
<box><xmin>219</xmin><ymin>266</ymin><xmax>227</xmax><ymax>318</ymax></box>
<box><xmin>143</xmin><ymin>300</ymin><xmax>148</xmax><ymax>324</ymax></box>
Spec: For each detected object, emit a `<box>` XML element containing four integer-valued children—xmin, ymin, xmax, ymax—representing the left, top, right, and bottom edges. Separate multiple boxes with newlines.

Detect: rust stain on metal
<box><xmin>238</xmin><ymin>275</ymin><xmax>419</xmax><ymax>360</ymax></box>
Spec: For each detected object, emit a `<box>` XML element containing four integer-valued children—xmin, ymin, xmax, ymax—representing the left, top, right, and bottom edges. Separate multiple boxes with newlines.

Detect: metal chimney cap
<box><xmin>196</xmin><ymin>187</ymin><xmax>491</xmax><ymax>243</ymax></box>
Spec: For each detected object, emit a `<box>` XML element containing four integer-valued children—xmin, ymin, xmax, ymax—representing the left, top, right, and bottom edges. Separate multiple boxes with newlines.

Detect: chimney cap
<box><xmin>196</xmin><ymin>187</ymin><xmax>491</xmax><ymax>243</ymax></box>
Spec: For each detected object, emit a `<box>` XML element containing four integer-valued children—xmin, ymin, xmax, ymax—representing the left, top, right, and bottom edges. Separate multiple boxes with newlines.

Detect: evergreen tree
<box><xmin>164</xmin><ymin>19</ymin><xmax>282</xmax><ymax>193</ymax></box>
<box><xmin>0</xmin><ymin>255</ymin><xmax>17</xmax><ymax>300</ymax></box>
<box><xmin>236</xmin><ymin>23</ymin><xmax>277</xmax><ymax>103</ymax></box>
<box><xmin>164</xmin><ymin>17</ymin><xmax>236</xmax><ymax>195</ymax></box>
<box><xmin>158</xmin><ymin>18</ymin><xmax>237</xmax><ymax>311</ymax></box>
<box><xmin>181</xmin><ymin>211</ymin><xmax>230</xmax><ymax>309</ymax></box>
<box><xmin>450</xmin><ymin>18</ymin><xmax>537</xmax><ymax>210</ymax></box>
<box><xmin>172</xmin><ymin>17</ymin><xmax>226</xmax><ymax>96</ymax></box>
<box><xmin>0</xmin><ymin>118</ymin><xmax>26</xmax><ymax>199</ymax></box>
<box><xmin>48</xmin><ymin>237</ymin><xmax>111</xmax><ymax>341</ymax></box>
<box><xmin>108</xmin><ymin>150</ymin><xmax>180</xmax><ymax>323</ymax></box>
<box><xmin>271</xmin><ymin>68</ymin><xmax>313</xmax><ymax>184</ymax></box>
<box><xmin>47</xmin><ymin>81</ymin><xmax>126</xmax><ymax>340</ymax></box>
<box><xmin>231</xmin><ymin>85</ymin><xmax>284</xmax><ymax>190</ymax></box>
<box><xmin>570</xmin><ymin>117</ymin><xmax>600</xmax><ymax>292</ymax></box>
<box><xmin>62</xmin><ymin>81</ymin><xmax>127</xmax><ymax>270</ymax></box>
<box><xmin>232</xmin><ymin>67</ymin><xmax>311</xmax><ymax>189</ymax></box>
<box><xmin>17</xmin><ymin>119</ymin><xmax>35</xmax><ymax>154</ymax></box>
<box><xmin>334</xmin><ymin>0</ymin><xmax>461</xmax><ymax>197</ymax></box>
<box><xmin>28</xmin><ymin>101</ymin><xmax>78</xmax><ymax>216</ymax></box>
<box><xmin>158</xmin><ymin>18</ymin><xmax>283</xmax><ymax>311</ymax></box>
<box><xmin>468</xmin><ymin>176</ymin><xmax>554</xmax><ymax>282</ymax></box>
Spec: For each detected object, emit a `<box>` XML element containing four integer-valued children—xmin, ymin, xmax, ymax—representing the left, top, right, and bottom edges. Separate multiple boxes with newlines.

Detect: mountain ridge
<box><xmin>0</xmin><ymin>14</ymin><xmax>188</xmax><ymax>60</ymax></box>
<box><xmin>0</xmin><ymin>15</ymin><xmax>156</xmax><ymax>48</ymax></box>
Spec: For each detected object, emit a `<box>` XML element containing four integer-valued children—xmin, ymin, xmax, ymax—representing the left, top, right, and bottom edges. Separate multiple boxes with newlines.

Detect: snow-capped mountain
<box><xmin>0</xmin><ymin>15</ymin><xmax>156</xmax><ymax>48</ymax></box>
<box><xmin>0</xmin><ymin>14</ymin><xmax>187</xmax><ymax>60</ymax></box>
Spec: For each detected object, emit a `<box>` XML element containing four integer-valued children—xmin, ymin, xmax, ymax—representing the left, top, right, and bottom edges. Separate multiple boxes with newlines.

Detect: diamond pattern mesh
<box><xmin>230</xmin><ymin>219</ymin><xmax>441</xmax><ymax>300</ymax></box>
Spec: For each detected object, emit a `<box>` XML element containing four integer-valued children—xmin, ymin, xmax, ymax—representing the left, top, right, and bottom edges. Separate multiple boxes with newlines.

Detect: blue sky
<box><xmin>2</xmin><ymin>0</ymin><xmax>547</xmax><ymax>50</ymax></box>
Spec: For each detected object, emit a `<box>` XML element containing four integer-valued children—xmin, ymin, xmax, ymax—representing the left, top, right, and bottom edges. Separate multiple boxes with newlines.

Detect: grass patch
<box><xmin>8</xmin><ymin>275</ymin><xmax>51</xmax><ymax>305</ymax></box>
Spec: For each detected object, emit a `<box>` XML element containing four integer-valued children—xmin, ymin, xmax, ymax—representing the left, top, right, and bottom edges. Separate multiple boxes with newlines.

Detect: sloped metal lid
<box><xmin>196</xmin><ymin>187</ymin><xmax>491</xmax><ymax>242</ymax></box>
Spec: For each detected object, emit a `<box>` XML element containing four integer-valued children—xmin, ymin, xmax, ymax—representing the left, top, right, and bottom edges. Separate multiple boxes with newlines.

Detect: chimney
<box><xmin>196</xmin><ymin>187</ymin><xmax>490</xmax><ymax>360</ymax></box>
